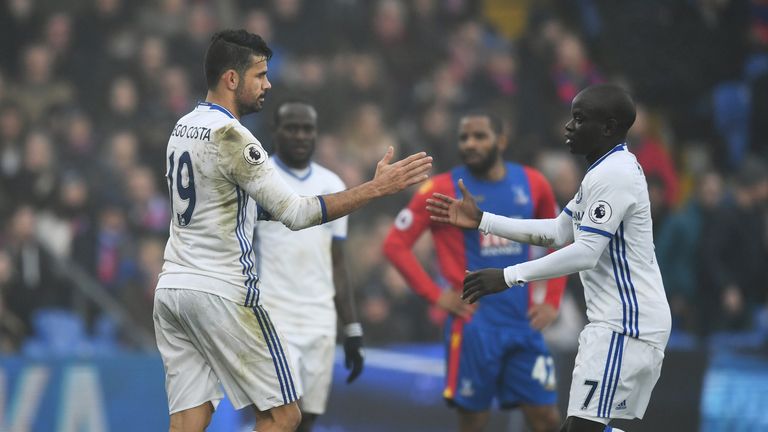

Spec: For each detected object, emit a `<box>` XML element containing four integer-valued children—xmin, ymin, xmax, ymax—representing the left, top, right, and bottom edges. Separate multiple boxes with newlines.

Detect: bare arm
<box><xmin>321</xmin><ymin>147</ymin><xmax>432</xmax><ymax>223</ymax></box>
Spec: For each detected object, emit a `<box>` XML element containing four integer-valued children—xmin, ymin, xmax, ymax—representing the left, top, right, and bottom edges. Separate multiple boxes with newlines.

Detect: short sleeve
<box><xmin>578</xmin><ymin>171</ymin><xmax>636</xmax><ymax>238</ymax></box>
<box><xmin>214</xmin><ymin>123</ymin><xmax>271</xmax><ymax>185</ymax></box>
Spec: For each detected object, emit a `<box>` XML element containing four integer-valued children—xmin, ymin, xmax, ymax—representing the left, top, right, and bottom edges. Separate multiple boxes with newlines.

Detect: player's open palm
<box><xmin>462</xmin><ymin>268</ymin><xmax>508</xmax><ymax>304</ymax></box>
<box><xmin>426</xmin><ymin>179</ymin><xmax>483</xmax><ymax>229</ymax></box>
<box><xmin>373</xmin><ymin>146</ymin><xmax>432</xmax><ymax>195</ymax></box>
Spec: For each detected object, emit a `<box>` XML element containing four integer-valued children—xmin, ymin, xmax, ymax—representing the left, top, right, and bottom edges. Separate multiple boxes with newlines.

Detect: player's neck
<box><xmin>586</xmin><ymin>141</ymin><xmax>621</xmax><ymax>166</ymax></box>
<box><xmin>205</xmin><ymin>91</ymin><xmax>240</xmax><ymax>120</ymax></box>
<box><xmin>477</xmin><ymin>160</ymin><xmax>506</xmax><ymax>182</ymax></box>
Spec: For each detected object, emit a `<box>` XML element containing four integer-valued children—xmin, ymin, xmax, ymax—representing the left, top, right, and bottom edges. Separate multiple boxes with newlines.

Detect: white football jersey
<box><xmin>256</xmin><ymin>157</ymin><xmax>347</xmax><ymax>335</ymax></box>
<box><xmin>563</xmin><ymin>144</ymin><xmax>671</xmax><ymax>350</ymax></box>
<box><xmin>157</xmin><ymin>102</ymin><xmax>324</xmax><ymax>306</ymax></box>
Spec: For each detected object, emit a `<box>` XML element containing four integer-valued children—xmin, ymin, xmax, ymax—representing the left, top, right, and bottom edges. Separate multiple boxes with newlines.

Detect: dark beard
<box><xmin>235</xmin><ymin>86</ymin><xmax>262</xmax><ymax>116</ymax></box>
<box><xmin>462</xmin><ymin>146</ymin><xmax>499</xmax><ymax>176</ymax></box>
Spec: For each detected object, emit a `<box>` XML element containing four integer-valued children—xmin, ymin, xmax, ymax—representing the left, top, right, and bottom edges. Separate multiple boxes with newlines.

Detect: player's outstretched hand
<box><xmin>528</xmin><ymin>303</ymin><xmax>559</xmax><ymax>330</ymax></box>
<box><xmin>344</xmin><ymin>335</ymin><xmax>364</xmax><ymax>383</ymax></box>
<box><xmin>372</xmin><ymin>146</ymin><xmax>432</xmax><ymax>196</ymax></box>
<box><xmin>462</xmin><ymin>268</ymin><xmax>508</xmax><ymax>304</ymax></box>
<box><xmin>426</xmin><ymin>179</ymin><xmax>483</xmax><ymax>229</ymax></box>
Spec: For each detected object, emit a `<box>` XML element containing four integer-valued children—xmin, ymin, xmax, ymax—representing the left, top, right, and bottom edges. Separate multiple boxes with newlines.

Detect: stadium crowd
<box><xmin>0</xmin><ymin>0</ymin><xmax>767</xmax><ymax>354</ymax></box>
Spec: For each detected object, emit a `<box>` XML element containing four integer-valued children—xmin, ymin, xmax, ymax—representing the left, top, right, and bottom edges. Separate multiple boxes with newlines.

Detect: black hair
<box><xmin>273</xmin><ymin>98</ymin><xmax>316</xmax><ymax>127</ymax></box>
<box><xmin>460</xmin><ymin>109</ymin><xmax>504</xmax><ymax>135</ymax></box>
<box><xmin>581</xmin><ymin>84</ymin><xmax>637</xmax><ymax>132</ymax></box>
<box><xmin>204</xmin><ymin>29</ymin><xmax>273</xmax><ymax>90</ymax></box>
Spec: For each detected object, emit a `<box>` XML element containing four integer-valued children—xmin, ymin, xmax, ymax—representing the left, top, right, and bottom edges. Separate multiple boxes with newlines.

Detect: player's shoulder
<box><xmin>213</xmin><ymin>122</ymin><xmax>268</xmax><ymax>165</ymax></box>
<box><xmin>585</xmin><ymin>155</ymin><xmax>638</xmax><ymax>192</ymax></box>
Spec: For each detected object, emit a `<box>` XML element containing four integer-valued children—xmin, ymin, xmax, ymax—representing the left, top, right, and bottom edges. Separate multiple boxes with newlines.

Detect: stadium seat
<box><xmin>744</xmin><ymin>53</ymin><xmax>768</xmax><ymax>82</ymax></box>
<box><xmin>21</xmin><ymin>308</ymin><xmax>93</xmax><ymax>357</ymax></box>
<box><xmin>712</xmin><ymin>81</ymin><xmax>751</xmax><ymax>168</ymax></box>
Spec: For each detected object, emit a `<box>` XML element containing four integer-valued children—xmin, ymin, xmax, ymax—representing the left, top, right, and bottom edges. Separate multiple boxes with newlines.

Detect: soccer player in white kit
<box><xmin>426</xmin><ymin>84</ymin><xmax>671</xmax><ymax>432</ymax></box>
<box><xmin>153</xmin><ymin>30</ymin><xmax>431</xmax><ymax>432</ymax></box>
<box><xmin>255</xmin><ymin>101</ymin><xmax>364</xmax><ymax>432</ymax></box>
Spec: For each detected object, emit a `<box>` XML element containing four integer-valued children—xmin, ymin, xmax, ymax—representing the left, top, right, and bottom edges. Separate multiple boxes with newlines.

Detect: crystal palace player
<box><xmin>384</xmin><ymin>111</ymin><xmax>566</xmax><ymax>432</ymax></box>
<box><xmin>427</xmin><ymin>84</ymin><xmax>671</xmax><ymax>432</ymax></box>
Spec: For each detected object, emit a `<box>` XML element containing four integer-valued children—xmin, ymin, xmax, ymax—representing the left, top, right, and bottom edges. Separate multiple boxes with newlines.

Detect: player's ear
<box><xmin>603</xmin><ymin>117</ymin><xmax>618</xmax><ymax>137</ymax></box>
<box><xmin>497</xmin><ymin>132</ymin><xmax>508</xmax><ymax>152</ymax></box>
<box><xmin>223</xmin><ymin>69</ymin><xmax>239</xmax><ymax>91</ymax></box>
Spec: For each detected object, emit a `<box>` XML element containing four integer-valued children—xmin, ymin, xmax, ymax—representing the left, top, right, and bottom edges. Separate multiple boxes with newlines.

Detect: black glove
<box><xmin>343</xmin><ymin>323</ymin><xmax>364</xmax><ymax>383</ymax></box>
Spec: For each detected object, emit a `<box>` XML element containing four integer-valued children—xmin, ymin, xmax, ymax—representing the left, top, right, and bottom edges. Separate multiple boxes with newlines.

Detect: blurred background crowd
<box><xmin>1</xmin><ymin>0</ymin><xmax>767</xmax><ymax>356</ymax></box>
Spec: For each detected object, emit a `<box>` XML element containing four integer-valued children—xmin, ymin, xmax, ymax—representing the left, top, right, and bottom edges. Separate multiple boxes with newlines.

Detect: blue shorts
<box><xmin>443</xmin><ymin>317</ymin><xmax>558</xmax><ymax>411</ymax></box>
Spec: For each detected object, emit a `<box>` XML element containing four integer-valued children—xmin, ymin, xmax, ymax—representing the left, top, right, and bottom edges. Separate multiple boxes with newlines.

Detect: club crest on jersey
<box><xmin>588</xmin><ymin>200</ymin><xmax>612</xmax><ymax>224</ymax></box>
<box><xmin>243</xmin><ymin>143</ymin><xmax>265</xmax><ymax>165</ymax></box>
<box><xmin>512</xmin><ymin>186</ymin><xmax>530</xmax><ymax>205</ymax></box>
<box><xmin>394</xmin><ymin>208</ymin><xmax>414</xmax><ymax>230</ymax></box>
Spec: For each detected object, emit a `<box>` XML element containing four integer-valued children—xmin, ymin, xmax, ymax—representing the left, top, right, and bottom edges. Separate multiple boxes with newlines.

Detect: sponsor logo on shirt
<box><xmin>480</xmin><ymin>233</ymin><xmax>522</xmax><ymax>256</ymax></box>
<box><xmin>460</xmin><ymin>379</ymin><xmax>474</xmax><ymax>397</ymax></box>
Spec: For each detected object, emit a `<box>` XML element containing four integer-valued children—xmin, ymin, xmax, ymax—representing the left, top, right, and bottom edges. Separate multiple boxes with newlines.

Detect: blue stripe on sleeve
<box><xmin>579</xmin><ymin>225</ymin><xmax>613</xmax><ymax>238</ymax></box>
<box><xmin>563</xmin><ymin>207</ymin><xmax>573</xmax><ymax>217</ymax></box>
<box><xmin>317</xmin><ymin>196</ymin><xmax>328</xmax><ymax>224</ymax></box>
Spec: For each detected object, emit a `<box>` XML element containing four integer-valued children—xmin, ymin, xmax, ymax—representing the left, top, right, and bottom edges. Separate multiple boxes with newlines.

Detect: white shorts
<box><xmin>567</xmin><ymin>325</ymin><xmax>664</xmax><ymax>423</ymax></box>
<box><xmin>282</xmin><ymin>330</ymin><xmax>336</xmax><ymax>415</ymax></box>
<box><xmin>153</xmin><ymin>288</ymin><xmax>301</xmax><ymax>414</ymax></box>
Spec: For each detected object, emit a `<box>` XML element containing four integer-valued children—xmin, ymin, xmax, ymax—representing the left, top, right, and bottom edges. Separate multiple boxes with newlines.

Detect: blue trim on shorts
<box><xmin>252</xmin><ymin>306</ymin><xmax>288</xmax><ymax>403</ymax></box>
<box><xmin>598</xmin><ymin>332</ymin><xmax>616</xmax><ymax>417</ymax></box>
<box><xmin>606</xmin><ymin>334</ymin><xmax>625</xmax><ymax>417</ymax></box>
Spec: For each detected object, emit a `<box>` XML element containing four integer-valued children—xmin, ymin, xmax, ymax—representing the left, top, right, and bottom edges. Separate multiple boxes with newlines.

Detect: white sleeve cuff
<box><xmin>503</xmin><ymin>266</ymin><xmax>525</xmax><ymax>287</ymax></box>
<box><xmin>478</xmin><ymin>212</ymin><xmax>495</xmax><ymax>234</ymax></box>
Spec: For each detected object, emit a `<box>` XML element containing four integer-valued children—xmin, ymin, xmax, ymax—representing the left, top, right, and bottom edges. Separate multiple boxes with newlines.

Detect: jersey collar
<box><xmin>273</xmin><ymin>155</ymin><xmax>312</xmax><ymax>181</ymax></box>
<box><xmin>197</xmin><ymin>101</ymin><xmax>236</xmax><ymax>119</ymax></box>
<box><xmin>586</xmin><ymin>143</ymin><xmax>626</xmax><ymax>172</ymax></box>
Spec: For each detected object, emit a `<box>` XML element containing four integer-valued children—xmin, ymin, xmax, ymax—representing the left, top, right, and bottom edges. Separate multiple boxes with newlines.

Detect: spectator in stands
<box><xmin>698</xmin><ymin>159</ymin><xmax>768</xmax><ymax>337</ymax></box>
<box><xmin>657</xmin><ymin>171</ymin><xmax>724</xmax><ymax>333</ymax></box>
<box><xmin>7</xmin><ymin>44</ymin><xmax>74</xmax><ymax>123</ymax></box>
<box><xmin>4</xmin><ymin>205</ymin><xmax>70</xmax><ymax>336</ymax></box>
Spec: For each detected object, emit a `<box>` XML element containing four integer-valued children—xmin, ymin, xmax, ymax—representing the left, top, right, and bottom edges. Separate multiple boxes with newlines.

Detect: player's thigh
<box><xmin>607</xmin><ymin>335</ymin><xmax>664</xmax><ymax>420</ymax></box>
<box><xmin>567</xmin><ymin>326</ymin><xmax>662</xmax><ymax>423</ymax></box>
<box><xmin>154</xmin><ymin>289</ymin><xmax>223</xmax><ymax>414</ymax></box>
<box><xmin>443</xmin><ymin>320</ymin><xmax>503</xmax><ymax>411</ymax></box>
<box><xmin>499</xmin><ymin>333</ymin><xmax>558</xmax><ymax>408</ymax></box>
<box><xmin>286</xmin><ymin>331</ymin><xmax>335</xmax><ymax>415</ymax></box>
<box><xmin>176</xmin><ymin>291</ymin><xmax>301</xmax><ymax>411</ymax></box>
